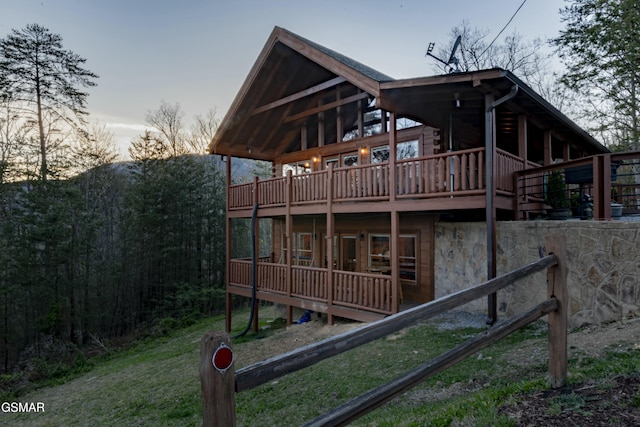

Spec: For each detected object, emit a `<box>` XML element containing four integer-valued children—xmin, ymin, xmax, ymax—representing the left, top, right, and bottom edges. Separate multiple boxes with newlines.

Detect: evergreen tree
<box><xmin>553</xmin><ymin>0</ymin><xmax>640</xmax><ymax>150</ymax></box>
<box><xmin>0</xmin><ymin>23</ymin><xmax>98</xmax><ymax>181</ymax></box>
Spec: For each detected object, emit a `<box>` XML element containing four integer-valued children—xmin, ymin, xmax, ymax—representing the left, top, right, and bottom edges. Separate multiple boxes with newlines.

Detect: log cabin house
<box><xmin>209</xmin><ymin>27</ymin><xmax>609</xmax><ymax>330</ymax></box>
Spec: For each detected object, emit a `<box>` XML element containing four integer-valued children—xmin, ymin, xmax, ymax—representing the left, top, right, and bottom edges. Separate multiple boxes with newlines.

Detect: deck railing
<box><xmin>496</xmin><ymin>149</ymin><xmax>525</xmax><ymax>194</ymax></box>
<box><xmin>202</xmin><ymin>235</ymin><xmax>568</xmax><ymax>426</ymax></box>
<box><xmin>332</xmin><ymin>270</ymin><xmax>393</xmax><ymax>313</ymax></box>
<box><xmin>228</xmin><ymin>147</ymin><xmax>496</xmax><ymax>210</ymax></box>
<box><xmin>333</xmin><ymin>163</ymin><xmax>390</xmax><ymax>200</ymax></box>
<box><xmin>396</xmin><ymin>147</ymin><xmax>485</xmax><ymax>198</ymax></box>
<box><xmin>229</xmin><ymin>260</ymin><xmax>395</xmax><ymax>315</ymax></box>
<box><xmin>515</xmin><ymin>151</ymin><xmax>640</xmax><ymax>220</ymax></box>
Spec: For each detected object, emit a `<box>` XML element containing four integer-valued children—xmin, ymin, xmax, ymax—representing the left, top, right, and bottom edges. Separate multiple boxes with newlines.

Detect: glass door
<box><xmin>340</xmin><ymin>235</ymin><xmax>357</xmax><ymax>271</ymax></box>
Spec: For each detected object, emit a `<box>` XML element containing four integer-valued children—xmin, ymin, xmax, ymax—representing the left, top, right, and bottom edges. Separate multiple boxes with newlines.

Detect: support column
<box><xmin>285</xmin><ymin>170</ymin><xmax>293</xmax><ymax>325</ymax></box>
<box><xmin>389</xmin><ymin>112</ymin><xmax>397</xmax><ymax>203</ymax></box>
<box><xmin>516</xmin><ymin>115</ymin><xmax>528</xmax><ymax>220</ymax></box>
<box><xmin>326</xmin><ymin>163</ymin><xmax>335</xmax><ymax>325</ymax></box>
<box><xmin>225</xmin><ymin>156</ymin><xmax>233</xmax><ymax>333</ymax></box>
<box><xmin>543</xmin><ymin>130</ymin><xmax>552</xmax><ymax>165</ymax></box>
<box><xmin>485</xmin><ymin>94</ymin><xmax>497</xmax><ymax>325</ymax></box>
<box><xmin>518</xmin><ymin>115</ymin><xmax>528</xmax><ymax>163</ymax></box>
<box><xmin>252</xmin><ymin>177</ymin><xmax>260</xmax><ymax>334</ymax></box>
<box><xmin>391</xmin><ymin>210</ymin><xmax>400</xmax><ymax>313</ymax></box>
<box><xmin>484</xmin><ymin>85</ymin><xmax>518</xmax><ymax>325</ymax></box>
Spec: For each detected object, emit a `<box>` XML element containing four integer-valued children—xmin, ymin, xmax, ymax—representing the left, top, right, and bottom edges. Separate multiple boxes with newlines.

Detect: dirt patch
<box><xmin>497</xmin><ymin>317</ymin><xmax>640</xmax><ymax>426</ymax></box>
<box><xmin>499</xmin><ymin>375</ymin><xmax>640</xmax><ymax>426</ymax></box>
<box><xmin>234</xmin><ymin>315</ymin><xmax>359</xmax><ymax>367</ymax></box>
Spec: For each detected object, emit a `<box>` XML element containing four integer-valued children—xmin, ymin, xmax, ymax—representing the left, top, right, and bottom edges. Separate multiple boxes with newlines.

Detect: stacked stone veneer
<box><xmin>434</xmin><ymin>221</ymin><xmax>640</xmax><ymax>328</ymax></box>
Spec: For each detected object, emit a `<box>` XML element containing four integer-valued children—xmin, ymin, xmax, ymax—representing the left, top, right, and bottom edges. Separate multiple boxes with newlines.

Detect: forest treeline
<box><xmin>0</xmin><ymin>23</ymin><xmax>262</xmax><ymax>378</ymax></box>
<box><xmin>0</xmin><ymin>152</ymin><xmax>256</xmax><ymax>374</ymax></box>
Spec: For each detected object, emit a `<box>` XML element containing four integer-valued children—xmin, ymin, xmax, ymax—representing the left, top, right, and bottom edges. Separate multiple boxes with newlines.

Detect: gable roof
<box><xmin>209</xmin><ymin>26</ymin><xmax>392</xmax><ymax>161</ymax></box>
<box><xmin>210</xmin><ymin>27</ymin><xmax>608</xmax><ymax>161</ymax></box>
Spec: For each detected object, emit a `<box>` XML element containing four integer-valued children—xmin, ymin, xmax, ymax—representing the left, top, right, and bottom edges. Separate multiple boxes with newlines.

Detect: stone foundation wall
<box><xmin>434</xmin><ymin>221</ymin><xmax>640</xmax><ymax>328</ymax></box>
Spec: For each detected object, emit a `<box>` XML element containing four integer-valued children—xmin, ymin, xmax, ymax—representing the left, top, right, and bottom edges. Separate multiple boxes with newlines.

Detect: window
<box><xmin>325</xmin><ymin>158</ymin><xmax>339</xmax><ymax>169</ymax></box>
<box><xmin>396</xmin><ymin>117</ymin><xmax>422</xmax><ymax>130</ymax></box>
<box><xmin>282</xmin><ymin>232</ymin><xmax>314</xmax><ymax>266</ymax></box>
<box><xmin>294</xmin><ymin>232</ymin><xmax>313</xmax><ymax>266</ymax></box>
<box><xmin>343</xmin><ymin>153</ymin><xmax>358</xmax><ymax>167</ymax></box>
<box><xmin>368</xmin><ymin>234</ymin><xmax>390</xmax><ymax>270</ymax></box>
<box><xmin>372</xmin><ymin>146</ymin><xmax>389</xmax><ymax>163</ymax></box>
<box><xmin>283</xmin><ymin>161</ymin><xmax>311</xmax><ymax>176</ymax></box>
<box><xmin>397</xmin><ymin>140</ymin><xmax>419</xmax><ymax>160</ymax></box>
<box><xmin>399</xmin><ymin>234</ymin><xmax>417</xmax><ymax>283</ymax></box>
<box><xmin>363</xmin><ymin>108</ymin><xmax>384</xmax><ymax>137</ymax></box>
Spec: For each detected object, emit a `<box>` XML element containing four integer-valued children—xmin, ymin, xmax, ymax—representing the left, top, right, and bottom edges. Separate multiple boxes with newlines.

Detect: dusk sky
<box><xmin>1</xmin><ymin>0</ymin><xmax>566</xmax><ymax>156</ymax></box>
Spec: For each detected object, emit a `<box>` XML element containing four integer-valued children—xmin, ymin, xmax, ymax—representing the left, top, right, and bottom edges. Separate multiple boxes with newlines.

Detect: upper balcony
<box><xmin>227</xmin><ymin>147</ymin><xmax>526</xmax><ymax>217</ymax></box>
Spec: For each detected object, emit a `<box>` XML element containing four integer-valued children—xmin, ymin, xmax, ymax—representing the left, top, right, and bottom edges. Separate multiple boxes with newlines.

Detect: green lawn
<box><xmin>2</xmin><ymin>308</ymin><xmax>638</xmax><ymax>426</ymax></box>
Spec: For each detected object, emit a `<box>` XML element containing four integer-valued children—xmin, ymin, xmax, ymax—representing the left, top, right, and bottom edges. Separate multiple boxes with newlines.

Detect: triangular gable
<box><xmin>210</xmin><ymin>26</ymin><xmax>392</xmax><ymax>160</ymax></box>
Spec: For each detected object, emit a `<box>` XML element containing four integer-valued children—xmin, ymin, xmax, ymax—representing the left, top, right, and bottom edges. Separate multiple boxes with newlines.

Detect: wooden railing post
<box><xmin>200</xmin><ymin>331</ymin><xmax>236</xmax><ymax>427</ymax></box>
<box><xmin>546</xmin><ymin>235</ymin><xmax>567</xmax><ymax>388</ymax></box>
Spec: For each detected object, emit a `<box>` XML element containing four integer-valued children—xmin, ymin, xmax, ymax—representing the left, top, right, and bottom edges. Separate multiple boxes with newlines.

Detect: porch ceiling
<box><xmin>378</xmin><ymin>69</ymin><xmax>609</xmax><ymax>155</ymax></box>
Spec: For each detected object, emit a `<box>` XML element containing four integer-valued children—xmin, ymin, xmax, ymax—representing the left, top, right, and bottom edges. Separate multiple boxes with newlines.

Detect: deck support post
<box><xmin>546</xmin><ymin>235</ymin><xmax>567</xmax><ymax>388</ymax></box>
<box><xmin>326</xmin><ymin>163</ymin><xmax>335</xmax><ymax>325</ymax></box>
<box><xmin>225</xmin><ymin>156</ymin><xmax>233</xmax><ymax>333</ymax></box>
<box><xmin>485</xmin><ymin>85</ymin><xmax>518</xmax><ymax>325</ymax></box>
<box><xmin>252</xmin><ymin>176</ymin><xmax>260</xmax><ymax>333</ymax></box>
<box><xmin>593</xmin><ymin>154</ymin><xmax>612</xmax><ymax>220</ymax></box>
<box><xmin>285</xmin><ymin>170</ymin><xmax>293</xmax><ymax>325</ymax></box>
<box><xmin>485</xmin><ymin>93</ymin><xmax>497</xmax><ymax>325</ymax></box>
<box><xmin>391</xmin><ymin>210</ymin><xmax>400</xmax><ymax>313</ymax></box>
<box><xmin>389</xmin><ymin>112</ymin><xmax>396</xmax><ymax>203</ymax></box>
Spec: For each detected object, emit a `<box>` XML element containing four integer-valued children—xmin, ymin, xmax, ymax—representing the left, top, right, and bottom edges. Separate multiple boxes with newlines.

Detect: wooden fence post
<box><xmin>200</xmin><ymin>331</ymin><xmax>236</xmax><ymax>427</ymax></box>
<box><xmin>546</xmin><ymin>235</ymin><xmax>567</xmax><ymax>388</ymax></box>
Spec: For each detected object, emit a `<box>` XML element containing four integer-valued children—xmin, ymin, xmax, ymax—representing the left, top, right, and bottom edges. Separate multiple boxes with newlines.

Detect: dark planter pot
<box><xmin>611</xmin><ymin>203</ymin><xmax>623</xmax><ymax>219</ymax></box>
<box><xmin>547</xmin><ymin>207</ymin><xmax>572</xmax><ymax>220</ymax></box>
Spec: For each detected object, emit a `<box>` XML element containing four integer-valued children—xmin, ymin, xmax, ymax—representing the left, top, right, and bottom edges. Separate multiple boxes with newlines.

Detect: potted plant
<box><xmin>545</xmin><ymin>170</ymin><xmax>571</xmax><ymax>219</ymax></box>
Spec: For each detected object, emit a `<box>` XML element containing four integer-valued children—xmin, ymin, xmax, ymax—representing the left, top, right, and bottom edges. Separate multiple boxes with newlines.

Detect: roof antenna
<box><xmin>426</xmin><ymin>35</ymin><xmax>461</xmax><ymax>73</ymax></box>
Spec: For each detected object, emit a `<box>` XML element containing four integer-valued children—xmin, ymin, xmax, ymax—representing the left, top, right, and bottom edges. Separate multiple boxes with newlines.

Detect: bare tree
<box><xmin>434</xmin><ymin>21</ymin><xmax>573</xmax><ymax>115</ymax></box>
<box><xmin>189</xmin><ymin>108</ymin><xmax>220</xmax><ymax>154</ymax></box>
<box><xmin>145</xmin><ymin>101</ymin><xmax>189</xmax><ymax>157</ymax></box>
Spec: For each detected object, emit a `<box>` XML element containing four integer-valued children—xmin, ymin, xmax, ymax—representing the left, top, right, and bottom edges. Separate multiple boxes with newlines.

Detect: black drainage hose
<box><xmin>233</xmin><ymin>202</ymin><xmax>259</xmax><ymax>339</ymax></box>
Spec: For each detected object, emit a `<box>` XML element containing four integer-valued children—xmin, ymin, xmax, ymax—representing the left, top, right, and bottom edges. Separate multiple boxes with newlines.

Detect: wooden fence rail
<box><xmin>200</xmin><ymin>235</ymin><xmax>567</xmax><ymax>426</ymax></box>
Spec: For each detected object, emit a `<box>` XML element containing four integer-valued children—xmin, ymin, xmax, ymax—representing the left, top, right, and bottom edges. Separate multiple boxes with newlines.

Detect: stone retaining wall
<box><xmin>434</xmin><ymin>221</ymin><xmax>640</xmax><ymax>328</ymax></box>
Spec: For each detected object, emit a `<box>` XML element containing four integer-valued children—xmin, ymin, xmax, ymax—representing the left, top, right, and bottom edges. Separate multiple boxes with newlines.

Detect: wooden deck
<box><xmin>228</xmin><ymin>148</ymin><xmax>526</xmax><ymax>217</ymax></box>
<box><xmin>229</xmin><ymin>259</ymin><xmax>394</xmax><ymax>322</ymax></box>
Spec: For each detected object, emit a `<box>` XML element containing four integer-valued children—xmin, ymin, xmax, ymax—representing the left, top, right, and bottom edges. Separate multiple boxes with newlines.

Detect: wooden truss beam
<box><xmin>251</xmin><ymin>76</ymin><xmax>346</xmax><ymax>116</ymax></box>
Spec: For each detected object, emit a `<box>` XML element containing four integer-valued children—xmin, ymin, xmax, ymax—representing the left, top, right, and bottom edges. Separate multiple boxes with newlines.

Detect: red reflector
<box><xmin>212</xmin><ymin>343</ymin><xmax>234</xmax><ymax>373</ymax></box>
